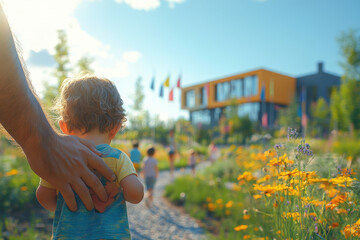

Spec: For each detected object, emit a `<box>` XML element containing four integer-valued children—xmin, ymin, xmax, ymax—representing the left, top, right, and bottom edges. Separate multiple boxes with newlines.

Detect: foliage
<box><xmin>42</xmin><ymin>30</ymin><xmax>94</xmax><ymax>110</ymax></box>
<box><xmin>278</xmin><ymin>97</ymin><xmax>301</xmax><ymax>130</ymax></box>
<box><xmin>53</xmin><ymin>30</ymin><xmax>71</xmax><ymax>92</ymax></box>
<box><xmin>131</xmin><ymin>77</ymin><xmax>145</xmax><ymax>112</ymax></box>
<box><xmin>77</xmin><ymin>55</ymin><xmax>94</xmax><ymax>74</ymax></box>
<box><xmin>166</xmin><ymin>129</ymin><xmax>360</xmax><ymax>239</ymax></box>
<box><xmin>332</xmin><ymin>138</ymin><xmax>360</xmax><ymax>162</ymax></box>
<box><xmin>330</xmin><ymin>30</ymin><xmax>360</xmax><ymax>132</ymax></box>
<box><xmin>0</xmin><ymin>149</ymin><xmax>39</xmax><ymax>217</ymax></box>
<box><xmin>309</xmin><ymin>97</ymin><xmax>330</xmax><ymax>137</ymax></box>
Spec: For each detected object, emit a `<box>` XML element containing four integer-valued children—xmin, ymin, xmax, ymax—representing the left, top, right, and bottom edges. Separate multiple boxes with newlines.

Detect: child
<box><xmin>36</xmin><ymin>74</ymin><xmax>144</xmax><ymax>240</ymax></box>
<box><xmin>188</xmin><ymin>149</ymin><xmax>197</xmax><ymax>175</ymax></box>
<box><xmin>130</xmin><ymin>141</ymin><xmax>141</xmax><ymax>173</ymax></box>
<box><xmin>141</xmin><ymin>146</ymin><xmax>158</xmax><ymax>208</ymax></box>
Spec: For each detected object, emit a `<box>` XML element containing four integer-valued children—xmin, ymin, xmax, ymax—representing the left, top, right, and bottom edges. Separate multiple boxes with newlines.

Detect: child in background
<box><xmin>36</xmin><ymin>74</ymin><xmax>144</xmax><ymax>240</ymax></box>
<box><xmin>188</xmin><ymin>149</ymin><xmax>197</xmax><ymax>175</ymax></box>
<box><xmin>142</xmin><ymin>146</ymin><xmax>158</xmax><ymax>208</ymax></box>
<box><xmin>130</xmin><ymin>141</ymin><xmax>142</xmax><ymax>173</ymax></box>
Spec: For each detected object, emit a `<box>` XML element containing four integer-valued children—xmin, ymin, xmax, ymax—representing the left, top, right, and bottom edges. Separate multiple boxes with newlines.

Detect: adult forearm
<box><xmin>0</xmin><ymin>4</ymin><xmax>56</xmax><ymax>169</ymax></box>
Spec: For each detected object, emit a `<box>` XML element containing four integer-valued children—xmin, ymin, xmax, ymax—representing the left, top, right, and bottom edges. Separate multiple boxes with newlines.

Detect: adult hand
<box><xmin>26</xmin><ymin>133</ymin><xmax>116</xmax><ymax>211</ymax></box>
<box><xmin>0</xmin><ymin>4</ymin><xmax>115</xmax><ymax>211</ymax></box>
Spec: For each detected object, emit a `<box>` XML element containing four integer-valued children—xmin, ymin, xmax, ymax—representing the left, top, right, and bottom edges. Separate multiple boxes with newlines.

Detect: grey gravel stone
<box><xmin>127</xmin><ymin>167</ymin><xmax>207</xmax><ymax>240</ymax></box>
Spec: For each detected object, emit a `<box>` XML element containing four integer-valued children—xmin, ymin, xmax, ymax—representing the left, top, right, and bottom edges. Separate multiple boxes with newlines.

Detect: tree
<box><xmin>330</xmin><ymin>30</ymin><xmax>360</xmax><ymax>132</ymax></box>
<box><xmin>77</xmin><ymin>55</ymin><xmax>94</xmax><ymax>74</ymax></box>
<box><xmin>132</xmin><ymin>77</ymin><xmax>145</xmax><ymax>112</ymax></box>
<box><xmin>278</xmin><ymin>97</ymin><xmax>301</xmax><ymax>130</ymax></box>
<box><xmin>310</xmin><ymin>97</ymin><xmax>330</xmax><ymax>136</ymax></box>
<box><xmin>43</xmin><ymin>30</ymin><xmax>71</xmax><ymax>108</ymax></box>
<box><xmin>53</xmin><ymin>30</ymin><xmax>71</xmax><ymax>91</ymax></box>
<box><xmin>43</xmin><ymin>30</ymin><xmax>94</xmax><ymax>110</ymax></box>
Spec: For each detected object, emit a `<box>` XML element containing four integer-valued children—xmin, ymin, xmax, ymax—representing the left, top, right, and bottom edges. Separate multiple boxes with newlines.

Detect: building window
<box><xmin>252</xmin><ymin>75</ymin><xmax>258</xmax><ymax>96</ymax></box>
<box><xmin>216</xmin><ymin>82</ymin><xmax>230</xmax><ymax>101</ymax></box>
<box><xmin>216</xmin><ymin>75</ymin><xmax>258</xmax><ymax>102</ymax></box>
<box><xmin>231</xmin><ymin>79</ymin><xmax>243</xmax><ymax>98</ymax></box>
<box><xmin>201</xmin><ymin>87</ymin><xmax>208</xmax><ymax>106</ymax></box>
<box><xmin>186</xmin><ymin>90</ymin><xmax>196</xmax><ymax>107</ymax></box>
<box><xmin>237</xmin><ymin>102</ymin><xmax>260</xmax><ymax>121</ymax></box>
<box><xmin>191</xmin><ymin>110</ymin><xmax>211</xmax><ymax>126</ymax></box>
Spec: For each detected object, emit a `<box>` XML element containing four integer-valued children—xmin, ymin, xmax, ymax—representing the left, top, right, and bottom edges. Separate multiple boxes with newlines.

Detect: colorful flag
<box><xmin>204</xmin><ymin>83</ymin><xmax>210</xmax><ymax>97</ymax></box>
<box><xmin>260</xmin><ymin>85</ymin><xmax>265</xmax><ymax>101</ymax></box>
<box><xmin>262</xmin><ymin>112</ymin><xmax>268</xmax><ymax>128</ymax></box>
<box><xmin>163</xmin><ymin>76</ymin><xmax>170</xmax><ymax>88</ymax></box>
<box><xmin>159</xmin><ymin>85</ymin><xmax>163</xmax><ymax>98</ymax></box>
<box><xmin>177</xmin><ymin>75</ymin><xmax>181</xmax><ymax>88</ymax></box>
<box><xmin>150</xmin><ymin>77</ymin><xmax>155</xmax><ymax>90</ymax></box>
<box><xmin>302</xmin><ymin>113</ymin><xmax>308</xmax><ymax>127</ymax></box>
<box><xmin>169</xmin><ymin>88</ymin><xmax>174</xmax><ymax>101</ymax></box>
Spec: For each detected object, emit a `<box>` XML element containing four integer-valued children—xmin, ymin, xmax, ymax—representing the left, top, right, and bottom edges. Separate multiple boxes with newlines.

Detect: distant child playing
<box><xmin>36</xmin><ymin>74</ymin><xmax>144</xmax><ymax>240</ymax></box>
<box><xmin>188</xmin><ymin>149</ymin><xmax>197</xmax><ymax>175</ymax></box>
<box><xmin>130</xmin><ymin>141</ymin><xmax>142</xmax><ymax>172</ymax></box>
<box><xmin>141</xmin><ymin>146</ymin><xmax>158</xmax><ymax>207</ymax></box>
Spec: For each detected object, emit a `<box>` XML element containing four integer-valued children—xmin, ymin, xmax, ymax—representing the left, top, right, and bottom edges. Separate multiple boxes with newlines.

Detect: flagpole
<box><xmin>302</xmin><ymin>87</ymin><xmax>307</xmax><ymax>138</ymax></box>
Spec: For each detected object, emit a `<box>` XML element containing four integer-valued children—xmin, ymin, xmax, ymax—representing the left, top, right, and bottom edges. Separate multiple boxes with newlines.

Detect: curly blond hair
<box><xmin>54</xmin><ymin>74</ymin><xmax>126</xmax><ymax>134</ymax></box>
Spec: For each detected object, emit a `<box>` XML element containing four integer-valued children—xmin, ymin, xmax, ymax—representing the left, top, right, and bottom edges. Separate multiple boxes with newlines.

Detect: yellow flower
<box><xmin>216</xmin><ymin>199</ymin><xmax>223</xmax><ymax>204</ymax></box>
<box><xmin>232</xmin><ymin>184</ymin><xmax>241</xmax><ymax>191</ymax></box>
<box><xmin>253</xmin><ymin>194</ymin><xmax>262</xmax><ymax>200</ymax></box>
<box><xmin>243</xmin><ymin>215</ymin><xmax>251</xmax><ymax>220</ymax></box>
<box><xmin>234</xmin><ymin>225</ymin><xmax>248</xmax><ymax>231</ymax></box>
<box><xmin>326</xmin><ymin>194</ymin><xmax>347</xmax><ymax>210</ymax></box>
<box><xmin>206</xmin><ymin>197</ymin><xmax>212</xmax><ymax>202</ymax></box>
<box><xmin>282</xmin><ymin>212</ymin><xmax>300</xmax><ymax>221</ymax></box>
<box><xmin>254</xmin><ymin>227</ymin><xmax>259</xmax><ymax>231</ymax></box>
<box><xmin>276</xmin><ymin>230</ymin><xmax>281</xmax><ymax>235</ymax></box>
<box><xmin>20</xmin><ymin>186</ymin><xmax>28</xmax><ymax>191</ymax></box>
<box><xmin>238</xmin><ymin>172</ymin><xmax>257</xmax><ymax>181</ymax></box>
<box><xmin>243</xmin><ymin>235</ymin><xmax>251</xmax><ymax>239</ymax></box>
<box><xmin>5</xmin><ymin>169</ymin><xmax>20</xmax><ymax>177</ymax></box>
<box><xmin>344</xmin><ymin>220</ymin><xmax>360</xmax><ymax>238</ymax></box>
<box><xmin>329</xmin><ymin>176</ymin><xmax>357</xmax><ymax>187</ymax></box>
<box><xmin>336</xmin><ymin>208</ymin><xmax>348</xmax><ymax>214</ymax></box>
<box><xmin>225</xmin><ymin>200</ymin><xmax>233</xmax><ymax>208</ymax></box>
<box><xmin>208</xmin><ymin>203</ymin><xmax>216</xmax><ymax>211</ymax></box>
<box><xmin>256</xmin><ymin>175</ymin><xmax>271</xmax><ymax>184</ymax></box>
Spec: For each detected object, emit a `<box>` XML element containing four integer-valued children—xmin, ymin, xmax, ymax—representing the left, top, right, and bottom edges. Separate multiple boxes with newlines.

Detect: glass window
<box><xmin>244</xmin><ymin>76</ymin><xmax>252</xmax><ymax>97</ymax></box>
<box><xmin>201</xmin><ymin>87</ymin><xmax>208</xmax><ymax>106</ymax></box>
<box><xmin>191</xmin><ymin>110</ymin><xmax>211</xmax><ymax>126</ymax></box>
<box><xmin>215</xmin><ymin>83</ymin><xmax>222</xmax><ymax>101</ymax></box>
<box><xmin>223</xmin><ymin>82</ymin><xmax>230</xmax><ymax>100</ymax></box>
<box><xmin>216</xmin><ymin>82</ymin><xmax>230</xmax><ymax>102</ymax></box>
<box><xmin>186</xmin><ymin>90</ymin><xmax>195</xmax><ymax>107</ymax></box>
<box><xmin>237</xmin><ymin>102</ymin><xmax>260</xmax><ymax>121</ymax></box>
<box><xmin>231</xmin><ymin>79</ymin><xmax>243</xmax><ymax>98</ymax></box>
<box><xmin>252</xmin><ymin>75</ymin><xmax>258</xmax><ymax>96</ymax></box>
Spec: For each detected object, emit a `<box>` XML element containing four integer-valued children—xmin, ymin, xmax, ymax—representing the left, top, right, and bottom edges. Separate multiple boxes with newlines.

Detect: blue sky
<box><xmin>2</xmin><ymin>0</ymin><xmax>360</xmax><ymax>120</ymax></box>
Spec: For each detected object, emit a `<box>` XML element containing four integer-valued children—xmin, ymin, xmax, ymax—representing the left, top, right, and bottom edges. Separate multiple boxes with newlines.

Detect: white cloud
<box><xmin>115</xmin><ymin>0</ymin><xmax>160</xmax><ymax>11</ymax></box>
<box><xmin>0</xmin><ymin>0</ymin><xmax>140</xmax><ymax>95</ymax></box>
<box><xmin>115</xmin><ymin>0</ymin><xmax>185</xmax><ymax>10</ymax></box>
<box><xmin>95</xmin><ymin>61</ymin><xmax>129</xmax><ymax>79</ymax></box>
<box><xmin>166</xmin><ymin>0</ymin><xmax>185</xmax><ymax>9</ymax></box>
<box><xmin>122</xmin><ymin>51</ymin><xmax>141</xmax><ymax>63</ymax></box>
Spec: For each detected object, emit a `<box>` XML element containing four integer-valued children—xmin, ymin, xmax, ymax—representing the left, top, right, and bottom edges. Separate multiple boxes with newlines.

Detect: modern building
<box><xmin>296</xmin><ymin>62</ymin><xmax>341</xmax><ymax>117</ymax></box>
<box><xmin>181</xmin><ymin>63</ymin><xmax>340</xmax><ymax>128</ymax></box>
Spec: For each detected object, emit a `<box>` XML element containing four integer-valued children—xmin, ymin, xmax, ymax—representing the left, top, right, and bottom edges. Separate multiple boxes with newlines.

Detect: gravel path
<box><xmin>127</xmin><ymin>166</ymin><xmax>207</xmax><ymax>240</ymax></box>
